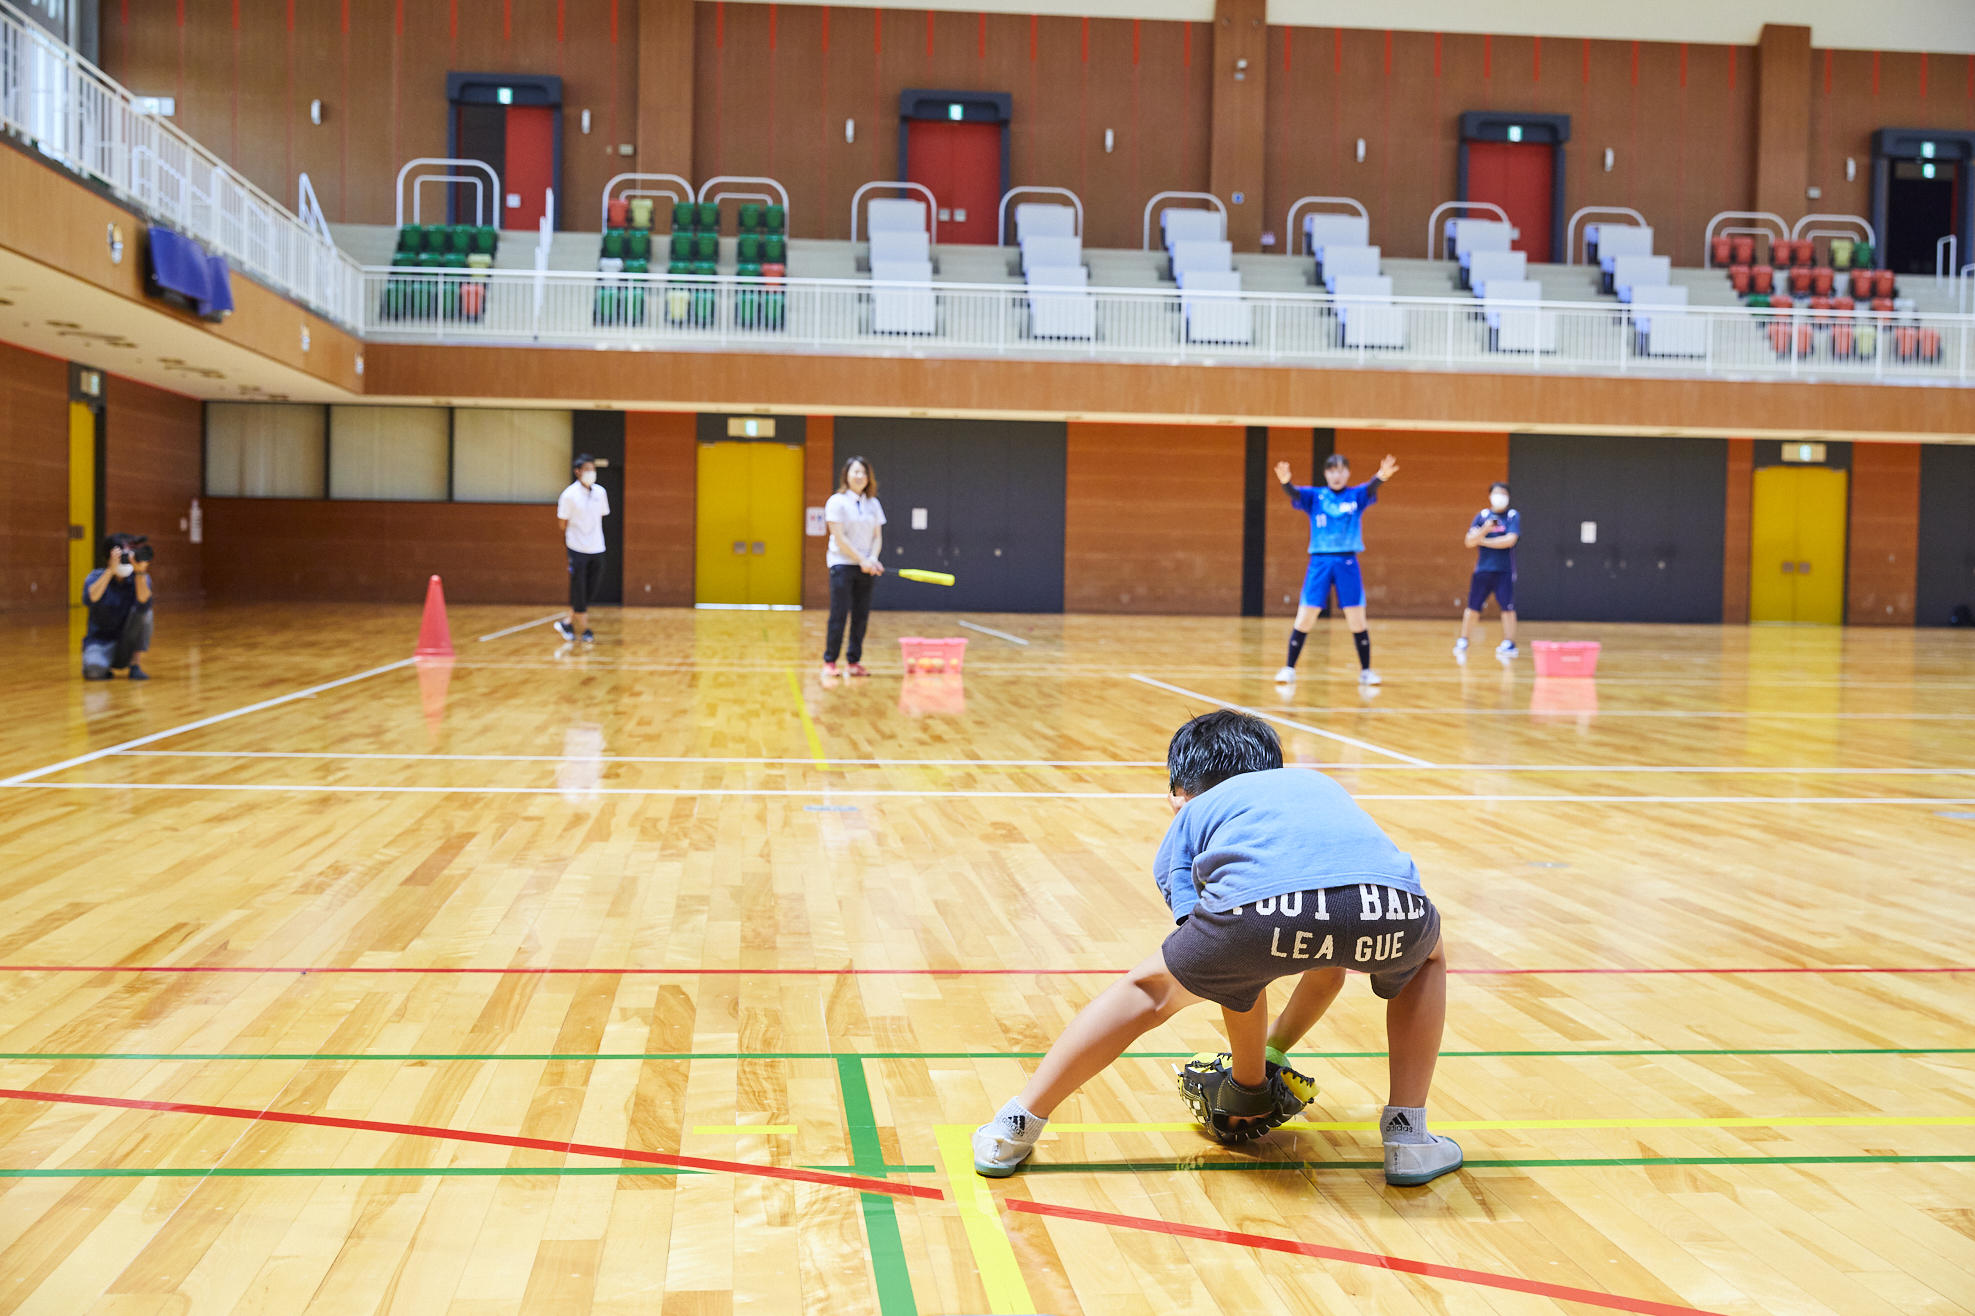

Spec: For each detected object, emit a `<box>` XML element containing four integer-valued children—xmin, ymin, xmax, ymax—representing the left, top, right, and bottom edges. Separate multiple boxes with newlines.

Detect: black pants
<box><xmin>824</xmin><ymin>564</ymin><xmax>875</xmax><ymax>663</ymax></box>
<box><xmin>567</xmin><ymin>549</ymin><xmax>606</xmax><ymax>613</ymax></box>
<box><xmin>81</xmin><ymin>608</ymin><xmax>152</xmax><ymax>678</ymax></box>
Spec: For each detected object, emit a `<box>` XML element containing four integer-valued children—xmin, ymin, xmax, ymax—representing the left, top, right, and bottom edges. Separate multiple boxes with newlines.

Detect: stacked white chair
<box><xmin>1304</xmin><ymin>213</ymin><xmax>1370</xmax><ymax>283</ymax></box>
<box><xmin>1172</xmin><ymin>239</ymin><xmax>1234</xmax><ymax>284</ymax></box>
<box><xmin>1181</xmin><ymin>270</ymin><xmax>1251</xmax><ymax>344</ymax></box>
<box><xmin>1013</xmin><ymin>203</ymin><xmax>1077</xmax><ymax>242</ymax></box>
<box><xmin>1611</xmin><ymin>253</ymin><xmax>1672</xmax><ymax>304</ymax></box>
<box><xmin>1466</xmin><ymin>249</ymin><xmax>1527</xmax><ymax>298</ymax></box>
<box><xmin>1483</xmin><ymin>280</ymin><xmax>1555</xmax><ymax>353</ymax></box>
<box><xmin>1161</xmin><ymin>208</ymin><xmax>1225</xmax><ymax>277</ymax></box>
<box><xmin>1027</xmin><ymin>263</ymin><xmax>1095</xmax><ymax>339</ymax></box>
<box><xmin>866</xmin><ymin>198</ymin><xmax>936</xmax><ymax>335</ymax></box>
<box><xmin>1594</xmin><ymin>225</ymin><xmax>1655</xmax><ymax>294</ymax></box>
<box><xmin>1451</xmin><ymin>221</ymin><xmax>1514</xmax><ymax>287</ymax></box>
<box><xmin>1334</xmin><ymin>274</ymin><xmax>1405</xmax><ymax>348</ymax></box>
<box><xmin>1631</xmin><ymin>284</ymin><xmax>1704</xmax><ymax>356</ymax></box>
<box><xmin>1020</xmin><ymin>234</ymin><xmax>1082</xmax><ymax>276</ymax></box>
<box><xmin>1321</xmin><ymin>245</ymin><xmax>1381</xmax><ymax>294</ymax></box>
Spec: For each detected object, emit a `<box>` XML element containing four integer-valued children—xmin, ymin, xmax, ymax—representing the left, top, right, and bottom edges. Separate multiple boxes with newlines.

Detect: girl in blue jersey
<box><xmin>1275</xmin><ymin>452</ymin><xmax>1399</xmax><ymax>686</ymax></box>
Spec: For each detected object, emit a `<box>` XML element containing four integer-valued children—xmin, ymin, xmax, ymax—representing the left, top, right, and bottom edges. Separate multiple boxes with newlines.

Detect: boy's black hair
<box><xmin>1323</xmin><ymin>453</ymin><xmax>1351</xmax><ymax>471</ymax></box>
<box><xmin>1490</xmin><ymin>480</ymin><xmax>1511</xmax><ymax>494</ymax></box>
<box><xmin>572</xmin><ymin>452</ymin><xmax>596</xmax><ymax>473</ymax></box>
<box><xmin>1167</xmin><ymin>709</ymin><xmax>1284</xmax><ymax>796</ymax></box>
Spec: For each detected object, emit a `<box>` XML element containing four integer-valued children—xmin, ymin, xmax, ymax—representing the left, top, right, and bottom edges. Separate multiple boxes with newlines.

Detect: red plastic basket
<box><xmin>1531</xmin><ymin>640</ymin><xmax>1600</xmax><ymax>678</ymax></box>
<box><xmin>898</xmin><ymin>636</ymin><xmax>968</xmax><ymax>673</ymax></box>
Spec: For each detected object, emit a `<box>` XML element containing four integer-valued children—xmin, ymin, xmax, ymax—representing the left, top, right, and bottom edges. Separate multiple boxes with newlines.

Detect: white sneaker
<box><xmin>972</xmin><ymin>1116</ymin><xmax>1042</xmax><ymax>1178</ymax></box>
<box><xmin>1452</xmin><ymin>637</ymin><xmax>1469</xmax><ymax>662</ymax></box>
<box><xmin>1384</xmin><ymin>1134</ymin><xmax>1463</xmax><ymax>1186</ymax></box>
<box><xmin>1358</xmin><ymin>668</ymin><xmax>1381</xmax><ymax>686</ymax></box>
<box><xmin>1496</xmin><ymin>640</ymin><xmax>1518</xmax><ymax>658</ymax></box>
<box><xmin>1274</xmin><ymin>666</ymin><xmax>1297</xmax><ymax>684</ymax></box>
<box><xmin>553</xmin><ymin>620</ymin><xmax>575</xmax><ymax>642</ymax></box>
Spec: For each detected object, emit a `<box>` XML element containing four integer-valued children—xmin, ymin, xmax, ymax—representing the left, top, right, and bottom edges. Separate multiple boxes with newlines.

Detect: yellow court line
<box><xmin>691</xmin><ymin>1124</ymin><xmax>797</xmax><ymax>1136</ymax></box>
<box><xmin>784</xmin><ymin>668</ymin><xmax>828</xmax><ymax>767</ymax></box>
<box><xmin>935</xmin><ymin>1125</ymin><xmax>1036</xmax><ymax>1316</ymax></box>
<box><xmin>1049</xmin><ymin>1115</ymin><xmax>1975</xmax><ymax>1134</ymax></box>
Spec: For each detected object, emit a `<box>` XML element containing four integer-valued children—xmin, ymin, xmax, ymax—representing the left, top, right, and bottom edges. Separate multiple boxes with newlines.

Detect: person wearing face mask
<box><xmin>1454</xmin><ymin>482</ymin><xmax>1519</xmax><ymax>661</ymax></box>
<box><xmin>554</xmin><ymin>453</ymin><xmax>610</xmax><ymax>643</ymax></box>
<box><xmin>80</xmin><ymin>533</ymin><xmax>155</xmax><ymax>681</ymax></box>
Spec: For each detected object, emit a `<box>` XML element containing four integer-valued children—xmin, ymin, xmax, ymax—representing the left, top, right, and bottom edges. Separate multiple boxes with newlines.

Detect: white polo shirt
<box><xmin>558</xmin><ymin>480</ymin><xmax>610</xmax><ymax>553</ymax></box>
<box><xmin>824</xmin><ymin>491</ymin><xmax>886</xmax><ymax>567</ymax></box>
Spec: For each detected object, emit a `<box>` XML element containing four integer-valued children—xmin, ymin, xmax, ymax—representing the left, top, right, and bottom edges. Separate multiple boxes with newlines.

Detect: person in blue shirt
<box><xmin>972</xmin><ymin>709</ymin><xmax>1459</xmax><ymax>1187</ymax></box>
<box><xmin>1274</xmin><ymin>451</ymin><xmax>1399</xmax><ymax>687</ymax></box>
<box><xmin>1454</xmin><ymin>482</ymin><xmax>1520</xmax><ymax>662</ymax></box>
<box><xmin>80</xmin><ymin>533</ymin><xmax>155</xmax><ymax>681</ymax></box>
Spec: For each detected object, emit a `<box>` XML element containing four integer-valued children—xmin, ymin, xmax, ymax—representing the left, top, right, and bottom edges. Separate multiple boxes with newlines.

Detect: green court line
<box><xmin>1021</xmin><ymin>1154</ymin><xmax>1975</xmax><ymax>1173</ymax></box>
<box><xmin>0</xmin><ymin>1163</ymin><xmax>936</xmax><ymax>1180</ymax></box>
<box><xmin>836</xmin><ymin>1056</ymin><xmax>918</xmax><ymax>1316</ymax></box>
<box><xmin>3</xmin><ymin>1047</ymin><xmax>1968</xmax><ymax>1063</ymax></box>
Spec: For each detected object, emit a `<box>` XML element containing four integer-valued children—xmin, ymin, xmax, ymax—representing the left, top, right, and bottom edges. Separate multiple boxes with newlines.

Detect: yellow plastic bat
<box><xmin>897</xmin><ymin>568</ymin><xmax>956</xmax><ymax>586</ymax></box>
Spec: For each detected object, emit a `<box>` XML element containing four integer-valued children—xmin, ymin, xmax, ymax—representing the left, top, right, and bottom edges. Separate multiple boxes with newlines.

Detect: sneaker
<box><xmin>846</xmin><ymin>662</ymin><xmax>869</xmax><ymax>677</ymax></box>
<box><xmin>1358</xmin><ymin>668</ymin><xmax>1381</xmax><ymax>686</ymax></box>
<box><xmin>1384</xmin><ymin>1134</ymin><xmax>1463</xmax><ymax>1186</ymax></box>
<box><xmin>581</xmin><ymin>629</ymin><xmax>595</xmax><ymax>644</ymax></box>
<box><xmin>553</xmin><ymin>620</ymin><xmax>575</xmax><ymax>641</ymax></box>
<box><xmin>1495</xmin><ymin>640</ymin><xmax>1518</xmax><ymax>658</ymax></box>
<box><xmin>972</xmin><ymin>1115</ymin><xmax>1043</xmax><ymax>1178</ymax></box>
<box><xmin>126</xmin><ymin>665</ymin><xmax>150</xmax><ymax>681</ymax></box>
<box><xmin>1452</xmin><ymin>637</ymin><xmax>1469</xmax><ymax>661</ymax></box>
<box><xmin>1274</xmin><ymin>665</ymin><xmax>1297</xmax><ymax>684</ymax></box>
<box><xmin>820</xmin><ymin>662</ymin><xmax>838</xmax><ymax>678</ymax></box>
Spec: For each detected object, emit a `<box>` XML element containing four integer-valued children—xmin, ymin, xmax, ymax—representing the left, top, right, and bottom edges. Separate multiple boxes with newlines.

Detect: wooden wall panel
<box><xmin>0</xmin><ymin>343</ymin><xmax>70</xmax><ymax>612</ymax></box>
<box><xmin>1210</xmin><ymin>0</ymin><xmax>1267</xmax><ymax>250</ymax></box>
<box><xmin>621</xmin><ymin>410</ymin><xmax>697</xmax><ymax>606</ymax></box>
<box><xmin>363</xmin><ymin>344</ymin><xmax>1975</xmax><ymax>444</ymax></box>
<box><xmin>1331</xmin><ymin>429</ymin><xmax>1509</xmax><ymax>618</ymax></box>
<box><xmin>201</xmin><ymin>499</ymin><xmax>567</xmax><ymax>604</ymax></box>
<box><xmin>1755</xmin><ymin>25</ymin><xmax>1812</xmax><ymax>225</ymax></box>
<box><xmin>104</xmin><ymin>376</ymin><xmax>204</xmax><ymax>603</ymax></box>
<box><xmin>102</xmin><ymin>0</ymin><xmax>641</xmax><ymax>228</ymax></box>
<box><xmin>1847</xmin><ymin>442</ymin><xmax>1921</xmax><ymax>625</ymax></box>
<box><xmin>1064</xmin><ymin>423</ymin><xmax>1243</xmax><ymax>613</ymax></box>
<box><xmin>1263</xmin><ymin>29</ymin><xmax>1755</xmax><ymax>264</ymax></box>
<box><xmin>1263</xmin><ymin>426</ymin><xmax>1313</xmax><ymax>616</ymax></box>
<box><xmin>1722</xmin><ymin>437</ymin><xmax>1753</xmax><ymax>624</ymax></box>
<box><xmin>803</xmin><ymin>415</ymin><xmax>835</xmax><ymax>611</ymax></box>
<box><xmin>1808</xmin><ymin>47</ymin><xmax>1975</xmax><ymax>231</ymax></box>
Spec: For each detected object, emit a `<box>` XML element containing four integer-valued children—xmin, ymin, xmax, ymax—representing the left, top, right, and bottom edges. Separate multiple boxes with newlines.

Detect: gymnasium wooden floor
<box><xmin>0</xmin><ymin>604</ymin><xmax>1970</xmax><ymax>1316</ymax></box>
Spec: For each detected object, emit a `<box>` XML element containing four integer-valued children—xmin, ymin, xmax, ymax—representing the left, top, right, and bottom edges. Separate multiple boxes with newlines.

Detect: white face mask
<box><xmin>113</xmin><ymin>562</ymin><xmax>135</xmax><ymax>578</ymax></box>
<box><xmin>1489</xmin><ymin>492</ymin><xmax>1510</xmax><ymax>512</ymax></box>
<box><xmin>579</xmin><ymin>471</ymin><xmax>596</xmax><ymax>487</ymax></box>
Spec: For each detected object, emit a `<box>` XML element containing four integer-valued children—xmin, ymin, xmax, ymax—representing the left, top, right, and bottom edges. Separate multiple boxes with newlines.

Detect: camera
<box><xmin>127</xmin><ymin>535</ymin><xmax>153</xmax><ymax>565</ymax></box>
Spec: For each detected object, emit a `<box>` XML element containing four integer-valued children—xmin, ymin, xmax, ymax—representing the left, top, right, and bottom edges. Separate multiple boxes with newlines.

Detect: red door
<box><xmin>1467</xmin><ymin>141</ymin><xmax>1553</xmax><ymax>261</ymax></box>
<box><xmin>905</xmin><ymin>120</ymin><xmax>1000</xmax><ymax>244</ymax></box>
<box><xmin>504</xmin><ymin>105</ymin><xmax>554</xmax><ymax>232</ymax></box>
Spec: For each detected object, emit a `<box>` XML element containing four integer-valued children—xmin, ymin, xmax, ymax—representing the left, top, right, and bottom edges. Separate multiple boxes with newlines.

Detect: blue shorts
<box><xmin>1301</xmin><ymin>554</ymin><xmax>1365</xmax><ymax>609</ymax></box>
<box><xmin>1467</xmin><ymin>569</ymin><xmax>1515</xmax><ymax>612</ymax></box>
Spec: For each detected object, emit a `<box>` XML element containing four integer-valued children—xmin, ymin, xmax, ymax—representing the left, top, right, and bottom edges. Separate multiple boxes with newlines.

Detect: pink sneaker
<box><xmin>820</xmin><ymin>662</ymin><xmax>838</xmax><ymax>678</ymax></box>
<box><xmin>847</xmin><ymin>662</ymin><xmax>869</xmax><ymax>677</ymax></box>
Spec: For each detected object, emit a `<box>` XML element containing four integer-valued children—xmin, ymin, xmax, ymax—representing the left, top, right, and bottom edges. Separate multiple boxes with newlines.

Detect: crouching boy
<box><xmin>972</xmin><ymin>709</ymin><xmax>1461</xmax><ymax>1187</ymax></box>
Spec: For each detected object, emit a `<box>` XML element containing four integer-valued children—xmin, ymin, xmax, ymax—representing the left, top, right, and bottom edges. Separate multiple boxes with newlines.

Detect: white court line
<box><xmin>0</xmin><ymin>658</ymin><xmax>416</xmax><ymax>788</ymax></box>
<box><xmin>1127</xmin><ymin>674</ymin><xmax>1435</xmax><ymax>767</ymax></box>
<box><xmin>476</xmin><ymin>613</ymin><xmax>565</xmax><ymax>642</ymax></box>
<box><xmin>107</xmin><ymin>751</ymin><xmax>1975</xmax><ymax>776</ymax></box>
<box><xmin>957</xmin><ymin>620</ymin><xmax>1031</xmax><ymax>646</ymax></box>
<box><xmin>7</xmin><ymin>783</ymin><xmax>1975</xmax><ymax>805</ymax></box>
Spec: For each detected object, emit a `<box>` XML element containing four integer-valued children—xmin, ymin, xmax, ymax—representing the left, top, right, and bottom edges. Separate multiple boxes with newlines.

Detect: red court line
<box><xmin>0</xmin><ymin>965</ymin><xmax>1968</xmax><ymax>976</ymax></box>
<box><xmin>0</xmin><ymin>1087</ymin><xmax>940</xmax><ymax>1201</ymax></box>
<box><xmin>1007</xmin><ymin>1199</ymin><xmax>1729</xmax><ymax>1316</ymax></box>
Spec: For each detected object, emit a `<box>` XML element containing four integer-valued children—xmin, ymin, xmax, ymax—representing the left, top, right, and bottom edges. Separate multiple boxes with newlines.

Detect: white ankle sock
<box><xmin>1380</xmin><ymin>1105</ymin><xmax>1432</xmax><ymax>1145</ymax></box>
<box><xmin>994</xmin><ymin>1099</ymin><xmax>1046</xmax><ymax>1143</ymax></box>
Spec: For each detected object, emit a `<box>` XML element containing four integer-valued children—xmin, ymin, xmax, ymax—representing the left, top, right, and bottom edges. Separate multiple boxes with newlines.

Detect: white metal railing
<box><xmin>358</xmin><ymin>266</ymin><xmax>1975</xmax><ymax>388</ymax></box>
<box><xmin>0</xmin><ymin>0</ymin><xmax>362</xmax><ymax>326</ymax></box>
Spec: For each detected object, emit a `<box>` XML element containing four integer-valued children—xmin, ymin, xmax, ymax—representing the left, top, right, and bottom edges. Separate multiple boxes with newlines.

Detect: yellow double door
<box><xmin>694</xmin><ymin>441</ymin><xmax>805</xmax><ymax>606</ymax></box>
<box><xmin>1749</xmin><ymin>465</ymin><xmax>1847</xmax><ymax>624</ymax></box>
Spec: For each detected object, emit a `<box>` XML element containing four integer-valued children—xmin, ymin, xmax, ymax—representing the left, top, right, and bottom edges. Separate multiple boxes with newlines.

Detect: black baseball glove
<box><xmin>1174</xmin><ymin>1052</ymin><xmax>1318</xmax><ymax>1144</ymax></box>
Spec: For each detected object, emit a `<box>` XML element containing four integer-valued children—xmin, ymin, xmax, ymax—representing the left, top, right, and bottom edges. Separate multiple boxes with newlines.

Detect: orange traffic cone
<box><xmin>415</xmin><ymin>575</ymin><xmax>454</xmax><ymax>657</ymax></box>
<box><xmin>417</xmin><ymin>653</ymin><xmax>454</xmax><ymax>734</ymax></box>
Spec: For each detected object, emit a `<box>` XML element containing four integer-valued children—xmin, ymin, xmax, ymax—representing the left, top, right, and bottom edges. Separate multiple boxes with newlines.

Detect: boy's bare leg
<box><xmin>1386</xmin><ymin>939</ymin><xmax>1447</xmax><ymax>1107</ymax></box>
<box><xmin>1458</xmin><ymin>607</ymin><xmax>1479</xmax><ymax>642</ymax></box>
<box><xmin>1221</xmin><ymin>996</ymin><xmax>1270</xmax><ymax>1087</ymax></box>
<box><xmin>1014</xmin><ymin>948</ymin><xmax>1205</xmax><ymax>1119</ymax></box>
<box><xmin>1266</xmin><ymin>967</ymin><xmax>1347</xmax><ymax>1054</ymax></box>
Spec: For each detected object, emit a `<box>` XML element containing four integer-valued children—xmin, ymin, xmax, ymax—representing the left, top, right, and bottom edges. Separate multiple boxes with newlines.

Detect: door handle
<box><xmin>1780</xmin><ymin>561</ymin><xmax>1795</xmax><ymax>573</ymax></box>
<box><xmin>732</xmin><ymin>541</ymin><xmax>747</xmax><ymax>555</ymax></box>
<box><xmin>751</xmin><ymin>542</ymin><xmax>766</xmax><ymax>555</ymax></box>
<box><xmin>1797</xmin><ymin>561</ymin><xmax>1811</xmax><ymax>574</ymax></box>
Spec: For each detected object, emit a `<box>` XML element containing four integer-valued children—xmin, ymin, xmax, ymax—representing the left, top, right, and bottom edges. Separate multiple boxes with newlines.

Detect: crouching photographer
<box><xmin>81</xmin><ymin>533</ymin><xmax>155</xmax><ymax>681</ymax></box>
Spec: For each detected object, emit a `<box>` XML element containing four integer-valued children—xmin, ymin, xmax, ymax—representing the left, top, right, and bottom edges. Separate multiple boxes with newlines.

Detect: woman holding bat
<box><xmin>821</xmin><ymin>456</ymin><xmax>886</xmax><ymax>677</ymax></box>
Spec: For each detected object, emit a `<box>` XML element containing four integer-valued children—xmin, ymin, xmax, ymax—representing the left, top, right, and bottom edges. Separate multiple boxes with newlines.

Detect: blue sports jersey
<box><xmin>1288</xmin><ymin>479</ymin><xmax>1380</xmax><ymax>554</ymax></box>
<box><xmin>1471</xmin><ymin>507</ymin><xmax>1519</xmax><ymax>571</ymax></box>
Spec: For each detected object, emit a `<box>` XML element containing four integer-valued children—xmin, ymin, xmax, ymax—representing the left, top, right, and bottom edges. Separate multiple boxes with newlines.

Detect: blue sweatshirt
<box><xmin>1285</xmin><ymin>478</ymin><xmax>1381</xmax><ymax>554</ymax></box>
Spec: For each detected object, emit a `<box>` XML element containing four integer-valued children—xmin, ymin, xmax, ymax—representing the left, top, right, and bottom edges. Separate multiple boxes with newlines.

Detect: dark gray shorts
<box><xmin>1162</xmin><ymin>884</ymin><xmax>1441</xmax><ymax>1011</ymax></box>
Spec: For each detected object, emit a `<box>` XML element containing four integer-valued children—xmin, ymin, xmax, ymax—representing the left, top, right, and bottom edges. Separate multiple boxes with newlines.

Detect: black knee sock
<box><xmin>1353</xmin><ymin>630</ymin><xmax>1372</xmax><ymax>670</ymax></box>
<box><xmin>1285</xmin><ymin>628</ymin><xmax>1310</xmax><ymax>668</ymax></box>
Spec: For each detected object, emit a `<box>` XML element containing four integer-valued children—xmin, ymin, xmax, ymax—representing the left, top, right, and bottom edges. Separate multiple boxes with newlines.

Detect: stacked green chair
<box><xmin>627</xmin><ymin>230</ymin><xmax>651</xmax><ymax>263</ymax></box>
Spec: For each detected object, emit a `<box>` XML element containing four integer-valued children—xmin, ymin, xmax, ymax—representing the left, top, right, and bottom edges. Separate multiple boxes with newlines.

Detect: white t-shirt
<box><xmin>557</xmin><ymin>480</ymin><xmax>610</xmax><ymax>553</ymax></box>
<box><xmin>824</xmin><ymin>491</ymin><xmax>886</xmax><ymax>568</ymax></box>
